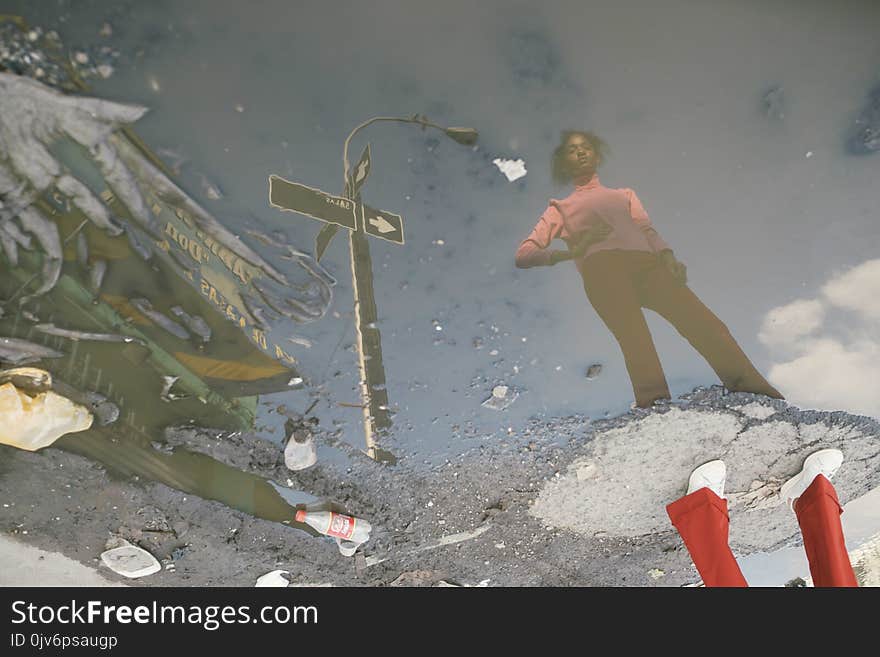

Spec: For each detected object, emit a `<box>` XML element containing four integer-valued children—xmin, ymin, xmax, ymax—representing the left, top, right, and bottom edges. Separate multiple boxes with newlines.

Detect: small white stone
<box><xmin>492</xmin><ymin>385</ymin><xmax>509</xmax><ymax>399</ymax></box>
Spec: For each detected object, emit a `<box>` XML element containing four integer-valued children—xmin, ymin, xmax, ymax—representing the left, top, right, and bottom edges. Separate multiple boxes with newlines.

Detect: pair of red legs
<box><xmin>666</xmin><ymin>475</ymin><xmax>858</xmax><ymax>587</ymax></box>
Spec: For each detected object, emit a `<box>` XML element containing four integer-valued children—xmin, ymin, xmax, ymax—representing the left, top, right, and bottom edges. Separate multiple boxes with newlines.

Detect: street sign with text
<box><xmin>268</xmin><ymin>176</ymin><xmax>357</xmax><ymax>230</ymax></box>
<box><xmin>361</xmin><ymin>204</ymin><xmax>404</xmax><ymax>245</ymax></box>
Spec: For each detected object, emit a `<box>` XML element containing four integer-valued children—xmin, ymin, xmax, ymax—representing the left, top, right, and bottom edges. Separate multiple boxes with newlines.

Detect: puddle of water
<box><xmin>56</xmin><ymin>427</ymin><xmax>317</xmax><ymax>533</ymax></box>
<box><xmin>3</xmin><ymin>2</ymin><xmax>880</xmax><ymax>580</ymax></box>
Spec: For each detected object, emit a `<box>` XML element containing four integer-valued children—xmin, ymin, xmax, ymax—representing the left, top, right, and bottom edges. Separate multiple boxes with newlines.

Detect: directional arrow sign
<box><xmin>350</xmin><ymin>143</ymin><xmax>371</xmax><ymax>197</ymax></box>
<box><xmin>361</xmin><ymin>204</ymin><xmax>404</xmax><ymax>245</ymax></box>
<box><xmin>268</xmin><ymin>175</ymin><xmax>357</xmax><ymax>230</ymax></box>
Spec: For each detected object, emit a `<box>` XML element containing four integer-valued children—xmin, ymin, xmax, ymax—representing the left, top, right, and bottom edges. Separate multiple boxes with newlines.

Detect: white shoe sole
<box><xmin>687</xmin><ymin>459</ymin><xmax>726</xmax><ymax>498</ymax></box>
<box><xmin>780</xmin><ymin>448</ymin><xmax>844</xmax><ymax>510</ymax></box>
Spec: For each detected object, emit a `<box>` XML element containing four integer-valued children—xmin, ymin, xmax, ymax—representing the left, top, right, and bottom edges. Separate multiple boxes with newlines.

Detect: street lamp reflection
<box><xmin>444</xmin><ymin>127</ymin><xmax>479</xmax><ymax>146</ymax></box>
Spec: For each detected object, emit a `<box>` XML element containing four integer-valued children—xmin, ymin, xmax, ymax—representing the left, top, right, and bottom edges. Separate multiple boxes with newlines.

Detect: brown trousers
<box><xmin>580</xmin><ymin>250</ymin><xmax>781</xmax><ymax>407</ymax></box>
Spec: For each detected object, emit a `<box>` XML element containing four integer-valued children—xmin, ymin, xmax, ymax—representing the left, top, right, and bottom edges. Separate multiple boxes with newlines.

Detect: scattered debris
<box><xmin>585</xmin><ymin>363</ymin><xmax>602</xmax><ymax>380</ymax></box>
<box><xmin>365</xmin><ymin>524</ymin><xmax>492</xmax><ymax>568</ymax></box>
<box><xmin>0</xmin><ymin>378</ymin><xmax>92</xmax><ymax>450</ymax></box>
<box><xmin>283</xmin><ymin>415</ymin><xmax>318</xmax><ymax>471</ymax></box>
<box><xmin>648</xmin><ymin>568</ymin><xmax>666</xmax><ymax>579</ymax></box>
<box><xmin>784</xmin><ymin>577</ymin><xmax>807</xmax><ymax>588</ymax></box>
<box><xmin>295</xmin><ymin>509</ymin><xmax>371</xmax><ymax>555</ymax></box>
<box><xmin>492</xmin><ymin>157</ymin><xmax>528</xmax><ymax>182</ymax></box>
<box><xmin>255</xmin><ymin>570</ymin><xmax>291</xmax><ymax>587</ymax></box>
<box><xmin>100</xmin><ymin>544</ymin><xmax>161</xmax><ymax>579</ymax></box>
<box><xmin>481</xmin><ymin>384</ymin><xmax>518</xmax><ymax>411</ymax></box>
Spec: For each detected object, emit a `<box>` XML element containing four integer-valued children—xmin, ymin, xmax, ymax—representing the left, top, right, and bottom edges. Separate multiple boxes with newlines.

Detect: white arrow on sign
<box><xmin>369</xmin><ymin>215</ymin><xmax>396</xmax><ymax>234</ymax></box>
<box><xmin>360</xmin><ymin>203</ymin><xmax>404</xmax><ymax>244</ymax></box>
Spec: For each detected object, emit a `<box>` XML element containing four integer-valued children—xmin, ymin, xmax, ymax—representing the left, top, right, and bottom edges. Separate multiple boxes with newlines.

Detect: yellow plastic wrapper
<box><xmin>0</xmin><ymin>381</ymin><xmax>93</xmax><ymax>451</ymax></box>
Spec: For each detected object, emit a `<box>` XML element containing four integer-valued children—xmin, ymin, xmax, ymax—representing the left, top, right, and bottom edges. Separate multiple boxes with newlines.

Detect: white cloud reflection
<box><xmin>760</xmin><ymin>259</ymin><xmax>880</xmax><ymax>418</ymax></box>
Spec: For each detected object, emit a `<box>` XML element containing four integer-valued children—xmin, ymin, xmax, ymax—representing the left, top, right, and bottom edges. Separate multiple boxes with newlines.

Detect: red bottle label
<box><xmin>326</xmin><ymin>512</ymin><xmax>355</xmax><ymax>539</ymax></box>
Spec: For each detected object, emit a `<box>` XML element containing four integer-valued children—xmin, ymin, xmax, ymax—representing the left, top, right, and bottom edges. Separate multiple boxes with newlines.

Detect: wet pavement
<box><xmin>1</xmin><ymin>0</ymin><xmax>879</xmax><ymax>585</ymax></box>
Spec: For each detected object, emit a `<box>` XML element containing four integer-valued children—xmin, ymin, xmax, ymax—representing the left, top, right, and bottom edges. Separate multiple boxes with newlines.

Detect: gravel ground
<box><xmin>2</xmin><ymin>386</ymin><xmax>877</xmax><ymax>587</ymax></box>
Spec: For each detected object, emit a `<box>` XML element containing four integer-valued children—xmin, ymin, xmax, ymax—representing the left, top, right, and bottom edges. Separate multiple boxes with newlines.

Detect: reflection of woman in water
<box><xmin>515</xmin><ymin>130</ymin><xmax>783</xmax><ymax>407</ymax></box>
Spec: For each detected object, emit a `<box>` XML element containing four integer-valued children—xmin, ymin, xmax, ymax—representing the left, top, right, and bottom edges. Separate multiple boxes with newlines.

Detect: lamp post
<box><xmin>338</xmin><ymin>114</ymin><xmax>477</xmax><ymax>462</ymax></box>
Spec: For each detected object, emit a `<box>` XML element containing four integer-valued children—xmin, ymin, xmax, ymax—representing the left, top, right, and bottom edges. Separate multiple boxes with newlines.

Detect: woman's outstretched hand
<box><xmin>659</xmin><ymin>250</ymin><xmax>687</xmax><ymax>285</ymax></box>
